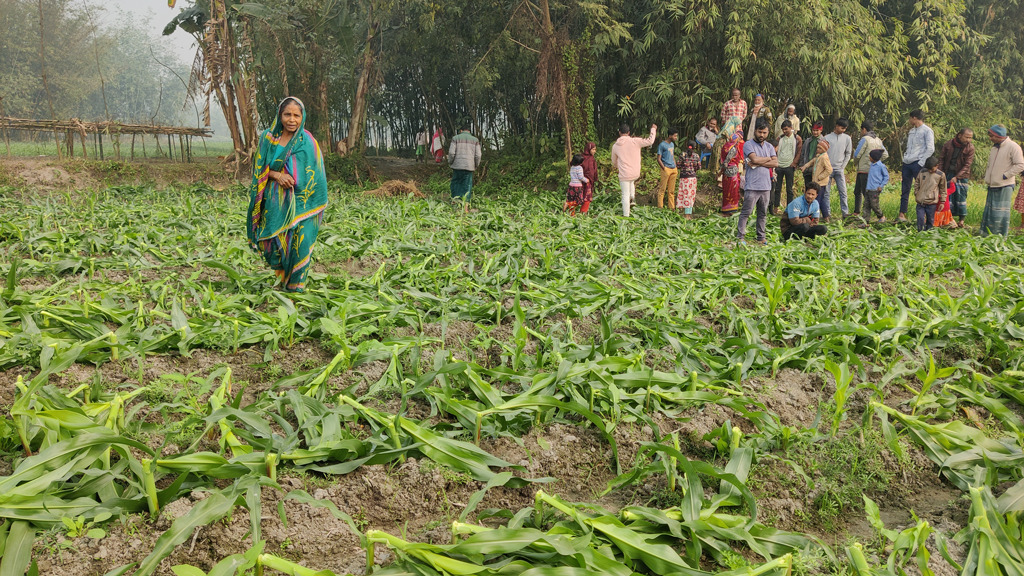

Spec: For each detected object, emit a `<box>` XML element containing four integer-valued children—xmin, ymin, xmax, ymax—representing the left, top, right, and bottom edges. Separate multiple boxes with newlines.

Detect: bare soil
<box><xmin>0</xmin><ymin>157</ymin><xmax>237</xmax><ymax>197</ymax></box>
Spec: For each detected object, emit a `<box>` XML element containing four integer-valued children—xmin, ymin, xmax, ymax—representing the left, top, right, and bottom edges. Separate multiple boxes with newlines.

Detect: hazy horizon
<box><xmin>103</xmin><ymin>0</ymin><xmax>197</xmax><ymax>59</ymax></box>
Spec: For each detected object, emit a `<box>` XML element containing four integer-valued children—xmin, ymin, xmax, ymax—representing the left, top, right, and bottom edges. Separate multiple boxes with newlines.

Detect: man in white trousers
<box><xmin>611</xmin><ymin>123</ymin><xmax>657</xmax><ymax>217</ymax></box>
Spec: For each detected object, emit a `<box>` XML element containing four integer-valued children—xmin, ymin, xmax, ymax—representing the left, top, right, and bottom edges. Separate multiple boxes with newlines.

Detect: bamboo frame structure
<box><xmin>1</xmin><ymin>118</ymin><xmax>211</xmax><ymax>137</ymax></box>
<box><xmin>1</xmin><ymin>117</ymin><xmax>212</xmax><ymax>162</ymax></box>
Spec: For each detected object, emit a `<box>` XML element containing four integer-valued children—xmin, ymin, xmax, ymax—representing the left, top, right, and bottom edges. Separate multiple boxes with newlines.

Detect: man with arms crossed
<box><xmin>737</xmin><ymin>119</ymin><xmax>778</xmax><ymax>245</ymax></box>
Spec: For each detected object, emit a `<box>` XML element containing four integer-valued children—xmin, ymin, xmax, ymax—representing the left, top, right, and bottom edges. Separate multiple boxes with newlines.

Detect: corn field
<box><xmin>0</xmin><ymin>169</ymin><xmax>1023</xmax><ymax>576</ymax></box>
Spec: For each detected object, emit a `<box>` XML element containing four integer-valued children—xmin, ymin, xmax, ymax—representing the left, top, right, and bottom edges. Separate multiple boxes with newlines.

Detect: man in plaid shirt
<box><xmin>720</xmin><ymin>88</ymin><xmax>747</xmax><ymax>136</ymax></box>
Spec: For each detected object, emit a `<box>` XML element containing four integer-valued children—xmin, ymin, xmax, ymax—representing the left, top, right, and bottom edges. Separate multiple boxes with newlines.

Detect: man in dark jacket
<box><xmin>937</xmin><ymin>128</ymin><xmax>976</xmax><ymax>228</ymax></box>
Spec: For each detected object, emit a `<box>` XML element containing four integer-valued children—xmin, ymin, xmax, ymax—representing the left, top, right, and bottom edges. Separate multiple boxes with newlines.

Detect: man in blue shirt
<box><xmin>781</xmin><ymin>187</ymin><xmax>828</xmax><ymax>241</ymax></box>
<box><xmin>899</xmin><ymin>109</ymin><xmax>935</xmax><ymax>222</ymax></box>
<box><xmin>737</xmin><ymin>119</ymin><xmax>778</xmax><ymax>245</ymax></box>
<box><xmin>656</xmin><ymin>128</ymin><xmax>679</xmax><ymax>209</ymax></box>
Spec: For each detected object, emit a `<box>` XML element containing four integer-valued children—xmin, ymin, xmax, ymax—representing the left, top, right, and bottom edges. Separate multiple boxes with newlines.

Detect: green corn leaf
<box><xmin>459</xmin><ymin>472</ymin><xmax>514</xmax><ymax>522</ymax></box>
<box><xmin>863</xmin><ymin>496</ymin><xmax>898</xmax><ymax>541</ymax></box>
<box><xmin>0</xmin><ymin>521</ymin><xmax>35</xmax><ymax>576</ymax></box>
<box><xmin>0</xmin><ymin>433</ymin><xmax>153</xmax><ymax>502</ymax></box>
<box><xmin>132</xmin><ymin>479</ymin><xmax>252</xmax><ymax>576</ymax></box>
<box><xmin>2</xmin><ymin>259</ymin><xmax>18</xmax><ymax>302</ymax></box>
<box><xmin>588</xmin><ymin>515</ymin><xmax>695</xmax><ymax>573</ymax></box>
<box><xmin>396</xmin><ymin>417</ymin><xmax>529</xmax><ymax>484</ymax></box>
<box><xmin>997</xmin><ymin>479</ymin><xmax>1024</xmax><ymax>514</ymax></box>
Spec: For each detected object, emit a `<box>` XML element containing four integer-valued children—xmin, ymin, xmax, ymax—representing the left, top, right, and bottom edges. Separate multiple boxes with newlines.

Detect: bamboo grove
<box><xmin>158</xmin><ymin>0</ymin><xmax>1024</xmax><ymax>162</ymax></box>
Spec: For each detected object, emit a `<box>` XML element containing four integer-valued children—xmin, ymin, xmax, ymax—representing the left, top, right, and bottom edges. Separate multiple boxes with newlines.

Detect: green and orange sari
<box><xmin>247</xmin><ymin>98</ymin><xmax>328</xmax><ymax>293</ymax></box>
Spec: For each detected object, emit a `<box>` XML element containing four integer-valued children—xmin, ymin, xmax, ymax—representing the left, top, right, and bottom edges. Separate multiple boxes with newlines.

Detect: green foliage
<box><xmin>2</xmin><ymin>169</ymin><xmax>1024</xmax><ymax>576</ymax></box>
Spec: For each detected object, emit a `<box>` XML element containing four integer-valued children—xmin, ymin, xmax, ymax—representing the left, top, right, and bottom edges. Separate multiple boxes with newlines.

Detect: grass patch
<box><xmin>749</xmin><ymin>428</ymin><xmax>902</xmax><ymax>532</ymax></box>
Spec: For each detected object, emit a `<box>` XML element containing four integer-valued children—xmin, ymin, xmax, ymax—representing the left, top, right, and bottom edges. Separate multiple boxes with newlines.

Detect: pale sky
<box><xmin>100</xmin><ymin>0</ymin><xmax>198</xmax><ymax>61</ymax></box>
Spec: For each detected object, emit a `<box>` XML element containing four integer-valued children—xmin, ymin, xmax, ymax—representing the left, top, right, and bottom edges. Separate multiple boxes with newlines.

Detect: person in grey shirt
<box><xmin>737</xmin><ymin>119</ymin><xmax>778</xmax><ymax>245</ymax></box>
<box><xmin>823</xmin><ymin>118</ymin><xmax>853</xmax><ymax>219</ymax></box>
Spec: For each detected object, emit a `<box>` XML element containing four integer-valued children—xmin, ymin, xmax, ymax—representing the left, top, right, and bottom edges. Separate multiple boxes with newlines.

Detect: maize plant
<box><xmin>1</xmin><ymin>176</ymin><xmax>1024</xmax><ymax>575</ymax></box>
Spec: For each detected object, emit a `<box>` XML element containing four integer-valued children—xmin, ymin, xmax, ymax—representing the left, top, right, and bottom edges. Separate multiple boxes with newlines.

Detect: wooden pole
<box><xmin>131</xmin><ymin>134</ymin><xmax>135</xmax><ymax>160</ymax></box>
<box><xmin>168</xmin><ymin>134</ymin><xmax>173</xmax><ymax>161</ymax></box>
<box><xmin>98</xmin><ymin>132</ymin><xmax>104</xmax><ymax>160</ymax></box>
<box><xmin>179</xmin><ymin>134</ymin><xmax>185</xmax><ymax>164</ymax></box>
<box><xmin>0</xmin><ymin>97</ymin><xmax>10</xmax><ymax>156</ymax></box>
<box><xmin>141</xmin><ymin>133</ymin><xmax>146</xmax><ymax>157</ymax></box>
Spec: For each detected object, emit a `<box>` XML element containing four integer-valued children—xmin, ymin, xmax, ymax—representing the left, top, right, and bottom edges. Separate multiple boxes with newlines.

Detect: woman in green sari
<box><xmin>247</xmin><ymin>97</ymin><xmax>328</xmax><ymax>293</ymax></box>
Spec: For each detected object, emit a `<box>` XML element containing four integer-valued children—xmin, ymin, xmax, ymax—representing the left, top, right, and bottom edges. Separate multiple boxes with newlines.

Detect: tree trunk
<box><xmin>564</xmin><ymin>27</ymin><xmax>595</xmax><ymax>159</ymax></box>
<box><xmin>320</xmin><ymin>78</ymin><xmax>332</xmax><ymax>153</ymax></box>
<box><xmin>346</xmin><ymin>6</ymin><xmax>377</xmax><ymax>155</ymax></box>
<box><xmin>37</xmin><ymin>0</ymin><xmax>61</xmax><ymax>160</ymax></box>
<box><xmin>267</xmin><ymin>24</ymin><xmax>289</xmax><ymax>97</ymax></box>
<box><xmin>234</xmin><ymin>16</ymin><xmax>259</xmax><ymax>158</ymax></box>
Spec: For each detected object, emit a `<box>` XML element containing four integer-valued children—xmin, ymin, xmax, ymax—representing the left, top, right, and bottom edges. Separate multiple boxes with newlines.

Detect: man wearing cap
<box><xmin>898</xmin><ymin>109</ymin><xmax>935</xmax><ymax>222</ymax></box>
<box><xmin>980</xmin><ymin>125</ymin><xmax>1024</xmax><ymax>236</ymax></box>
<box><xmin>774</xmin><ymin>104</ymin><xmax>800</xmax><ymax>140</ymax></box>
<box><xmin>801</xmin><ymin>122</ymin><xmax>824</xmax><ymax>193</ymax></box>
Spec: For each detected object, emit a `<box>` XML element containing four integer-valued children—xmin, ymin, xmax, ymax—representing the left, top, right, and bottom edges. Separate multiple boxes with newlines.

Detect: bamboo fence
<box><xmin>1</xmin><ymin>117</ymin><xmax>213</xmax><ymax>162</ymax></box>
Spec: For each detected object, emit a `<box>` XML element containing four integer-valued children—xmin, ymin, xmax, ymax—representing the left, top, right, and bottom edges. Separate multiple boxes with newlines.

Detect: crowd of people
<box><xmin>246</xmin><ymin>95</ymin><xmax>1022</xmax><ymax>293</ymax></box>
<box><xmin>432</xmin><ymin>90</ymin><xmax>1024</xmax><ymax>244</ymax></box>
<box><xmin>613</xmin><ymin>91</ymin><xmax>1024</xmax><ymax>243</ymax></box>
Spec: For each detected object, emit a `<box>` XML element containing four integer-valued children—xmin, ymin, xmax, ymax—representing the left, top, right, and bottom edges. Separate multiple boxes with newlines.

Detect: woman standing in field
<box><xmin>247</xmin><ymin>97</ymin><xmax>328</xmax><ymax>293</ymax></box>
<box><xmin>676</xmin><ymin>140</ymin><xmax>701</xmax><ymax>219</ymax></box>
<box><xmin>720</xmin><ymin>118</ymin><xmax>745</xmax><ymax>216</ymax></box>
<box><xmin>580</xmin><ymin>142</ymin><xmax>598</xmax><ymax>214</ymax></box>
<box><xmin>431</xmin><ymin>127</ymin><xmax>445</xmax><ymax>163</ymax></box>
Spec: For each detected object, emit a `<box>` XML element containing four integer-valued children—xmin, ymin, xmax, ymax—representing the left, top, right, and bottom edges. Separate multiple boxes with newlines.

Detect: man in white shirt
<box><xmin>899</xmin><ymin>109</ymin><xmax>935</xmax><ymax>222</ymax></box>
<box><xmin>823</xmin><ymin>118</ymin><xmax>853</xmax><ymax>219</ymax></box>
<box><xmin>771</xmin><ymin>120</ymin><xmax>802</xmax><ymax>214</ymax></box>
